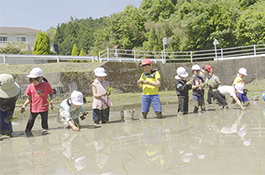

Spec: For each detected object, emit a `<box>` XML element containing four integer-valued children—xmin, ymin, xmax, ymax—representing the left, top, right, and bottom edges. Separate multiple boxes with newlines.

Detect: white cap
<box><xmin>27</xmin><ymin>67</ymin><xmax>44</xmax><ymax>78</ymax></box>
<box><xmin>192</xmin><ymin>64</ymin><xmax>201</xmax><ymax>70</ymax></box>
<box><xmin>94</xmin><ymin>67</ymin><xmax>107</xmax><ymax>77</ymax></box>
<box><xmin>235</xmin><ymin>83</ymin><xmax>244</xmax><ymax>94</ymax></box>
<box><xmin>71</xmin><ymin>90</ymin><xmax>84</xmax><ymax>105</ymax></box>
<box><xmin>176</xmin><ymin>67</ymin><xmax>188</xmax><ymax>78</ymax></box>
<box><xmin>238</xmin><ymin>68</ymin><xmax>247</xmax><ymax>76</ymax></box>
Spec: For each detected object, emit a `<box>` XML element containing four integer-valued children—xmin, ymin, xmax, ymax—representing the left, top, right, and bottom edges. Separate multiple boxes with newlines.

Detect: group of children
<box><xmin>175</xmin><ymin>64</ymin><xmax>249</xmax><ymax>116</ymax></box>
<box><xmin>136</xmin><ymin>58</ymin><xmax>249</xmax><ymax>120</ymax></box>
<box><xmin>0</xmin><ymin>59</ymin><xmax>250</xmax><ymax>135</ymax></box>
<box><xmin>19</xmin><ymin>67</ymin><xmax>112</xmax><ymax>133</ymax></box>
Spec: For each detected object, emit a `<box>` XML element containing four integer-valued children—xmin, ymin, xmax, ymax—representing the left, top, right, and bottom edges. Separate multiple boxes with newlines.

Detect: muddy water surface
<box><xmin>1</xmin><ymin>101</ymin><xmax>265</xmax><ymax>174</ymax></box>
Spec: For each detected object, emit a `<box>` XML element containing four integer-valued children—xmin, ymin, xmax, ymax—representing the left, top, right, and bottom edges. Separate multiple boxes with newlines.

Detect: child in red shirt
<box><xmin>21</xmin><ymin>67</ymin><xmax>54</xmax><ymax>133</ymax></box>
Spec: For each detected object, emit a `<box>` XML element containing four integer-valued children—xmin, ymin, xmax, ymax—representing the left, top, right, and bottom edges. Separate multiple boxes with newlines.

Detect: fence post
<box><xmin>57</xmin><ymin>55</ymin><xmax>59</xmax><ymax>63</ymax></box>
<box><xmin>254</xmin><ymin>45</ymin><xmax>256</xmax><ymax>55</ymax></box>
<box><xmin>98</xmin><ymin>52</ymin><xmax>101</xmax><ymax>62</ymax></box>
<box><xmin>190</xmin><ymin>51</ymin><xmax>193</xmax><ymax>63</ymax></box>
<box><xmin>3</xmin><ymin>54</ymin><xmax>6</xmax><ymax>64</ymax></box>
<box><xmin>221</xmin><ymin>49</ymin><xmax>223</xmax><ymax>59</ymax></box>
<box><xmin>134</xmin><ymin>50</ymin><xmax>136</xmax><ymax>62</ymax></box>
<box><xmin>107</xmin><ymin>48</ymin><xmax>109</xmax><ymax>61</ymax></box>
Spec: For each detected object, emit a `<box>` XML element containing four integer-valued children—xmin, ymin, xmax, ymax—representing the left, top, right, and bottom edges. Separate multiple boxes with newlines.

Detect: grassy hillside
<box><xmin>0</xmin><ymin>62</ymin><xmax>103</xmax><ymax>74</ymax></box>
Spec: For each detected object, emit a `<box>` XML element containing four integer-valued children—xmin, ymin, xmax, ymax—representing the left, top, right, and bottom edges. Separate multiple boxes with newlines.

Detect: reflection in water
<box><xmin>142</xmin><ymin>122</ymin><xmax>164</xmax><ymax>168</ymax></box>
<box><xmin>220</xmin><ymin>111</ymin><xmax>251</xmax><ymax>146</ymax></box>
<box><xmin>61</xmin><ymin>132</ymin><xmax>87</xmax><ymax>172</ymax></box>
<box><xmin>182</xmin><ymin>153</ymin><xmax>193</xmax><ymax>163</ymax></box>
<box><xmin>93</xmin><ymin>130</ymin><xmax>110</xmax><ymax>169</ymax></box>
<box><xmin>1</xmin><ymin>102</ymin><xmax>265</xmax><ymax>174</ymax></box>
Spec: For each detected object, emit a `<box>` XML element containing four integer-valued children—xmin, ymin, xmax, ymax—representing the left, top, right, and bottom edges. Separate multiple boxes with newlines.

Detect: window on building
<box><xmin>16</xmin><ymin>36</ymin><xmax>26</xmax><ymax>42</ymax></box>
<box><xmin>0</xmin><ymin>36</ymin><xmax>8</xmax><ymax>43</ymax></box>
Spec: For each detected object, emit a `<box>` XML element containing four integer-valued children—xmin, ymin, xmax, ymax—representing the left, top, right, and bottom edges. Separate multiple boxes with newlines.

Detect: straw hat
<box><xmin>0</xmin><ymin>74</ymin><xmax>20</xmax><ymax>98</ymax></box>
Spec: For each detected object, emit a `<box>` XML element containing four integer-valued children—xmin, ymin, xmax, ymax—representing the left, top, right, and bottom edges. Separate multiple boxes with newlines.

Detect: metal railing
<box><xmin>0</xmin><ymin>54</ymin><xmax>98</xmax><ymax>64</ymax></box>
<box><xmin>99</xmin><ymin>44</ymin><xmax>265</xmax><ymax>63</ymax></box>
<box><xmin>1</xmin><ymin>44</ymin><xmax>265</xmax><ymax>64</ymax></box>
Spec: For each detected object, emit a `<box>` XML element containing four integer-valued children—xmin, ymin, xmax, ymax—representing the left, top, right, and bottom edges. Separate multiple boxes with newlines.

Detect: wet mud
<box><xmin>1</xmin><ymin>100</ymin><xmax>265</xmax><ymax>174</ymax></box>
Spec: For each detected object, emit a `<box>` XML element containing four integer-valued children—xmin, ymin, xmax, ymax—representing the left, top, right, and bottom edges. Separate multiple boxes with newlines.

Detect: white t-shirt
<box><xmin>217</xmin><ymin>85</ymin><xmax>236</xmax><ymax>97</ymax></box>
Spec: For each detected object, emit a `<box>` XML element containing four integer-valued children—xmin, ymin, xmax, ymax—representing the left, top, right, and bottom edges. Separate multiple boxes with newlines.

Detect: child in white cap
<box><xmin>0</xmin><ymin>74</ymin><xmax>20</xmax><ymax>136</ymax></box>
<box><xmin>57</xmin><ymin>90</ymin><xmax>87</xmax><ymax>131</ymax></box>
<box><xmin>191</xmin><ymin>64</ymin><xmax>206</xmax><ymax>113</ymax></box>
<box><xmin>232</xmin><ymin>68</ymin><xmax>249</xmax><ymax>107</ymax></box>
<box><xmin>21</xmin><ymin>67</ymin><xmax>54</xmax><ymax>133</ymax></box>
<box><xmin>91</xmin><ymin>67</ymin><xmax>112</xmax><ymax>124</ymax></box>
<box><xmin>215</xmin><ymin>83</ymin><xmax>245</xmax><ymax>110</ymax></box>
<box><xmin>175</xmin><ymin>67</ymin><xmax>193</xmax><ymax>115</ymax></box>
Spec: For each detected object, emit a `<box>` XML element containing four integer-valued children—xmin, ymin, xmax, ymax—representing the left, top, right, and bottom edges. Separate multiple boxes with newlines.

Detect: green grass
<box><xmin>0</xmin><ymin>62</ymin><xmax>103</xmax><ymax>74</ymax></box>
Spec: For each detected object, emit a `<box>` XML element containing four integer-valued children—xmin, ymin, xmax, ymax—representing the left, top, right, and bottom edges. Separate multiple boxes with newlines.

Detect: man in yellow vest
<box><xmin>137</xmin><ymin>59</ymin><xmax>162</xmax><ymax>119</ymax></box>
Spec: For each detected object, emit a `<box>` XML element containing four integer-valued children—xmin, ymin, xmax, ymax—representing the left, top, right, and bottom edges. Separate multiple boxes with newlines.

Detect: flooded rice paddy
<box><xmin>1</xmin><ymin>100</ymin><xmax>265</xmax><ymax>174</ymax></box>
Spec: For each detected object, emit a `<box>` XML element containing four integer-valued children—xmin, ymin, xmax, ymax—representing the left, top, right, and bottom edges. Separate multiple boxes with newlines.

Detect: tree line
<box><xmin>1</xmin><ymin>0</ymin><xmax>265</xmax><ymax>56</ymax></box>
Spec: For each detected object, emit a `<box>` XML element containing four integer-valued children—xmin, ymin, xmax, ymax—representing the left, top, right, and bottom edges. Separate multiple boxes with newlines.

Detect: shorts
<box><xmin>142</xmin><ymin>95</ymin><xmax>162</xmax><ymax>113</ymax></box>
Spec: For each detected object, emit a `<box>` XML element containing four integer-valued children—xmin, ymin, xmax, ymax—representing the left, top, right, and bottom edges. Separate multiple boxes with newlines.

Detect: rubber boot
<box><xmin>156</xmin><ymin>112</ymin><xmax>163</xmax><ymax>119</ymax></box>
<box><xmin>244</xmin><ymin>101</ymin><xmax>250</xmax><ymax>107</ymax></box>
<box><xmin>142</xmin><ymin>112</ymin><xmax>148</xmax><ymax>119</ymax></box>
<box><xmin>201</xmin><ymin>104</ymin><xmax>206</xmax><ymax>112</ymax></box>
<box><xmin>193</xmin><ymin>103</ymin><xmax>199</xmax><ymax>113</ymax></box>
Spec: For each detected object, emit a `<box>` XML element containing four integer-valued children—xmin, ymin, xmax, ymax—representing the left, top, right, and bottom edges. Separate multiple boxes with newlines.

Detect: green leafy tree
<box><xmin>140</xmin><ymin>0</ymin><xmax>175</xmax><ymax>22</ymax></box>
<box><xmin>79</xmin><ymin>48</ymin><xmax>85</xmax><ymax>56</ymax></box>
<box><xmin>71</xmin><ymin>44</ymin><xmax>79</xmax><ymax>56</ymax></box>
<box><xmin>46</xmin><ymin>27</ymin><xmax>57</xmax><ymax>43</ymax></box>
<box><xmin>236</xmin><ymin>1</ymin><xmax>265</xmax><ymax>45</ymax></box>
<box><xmin>0</xmin><ymin>41</ymin><xmax>28</xmax><ymax>54</ymax></box>
<box><xmin>173</xmin><ymin>0</ymin><xmax>240</xmax><ymax>50</ymax></box>
<box><xmin>239</xmin><ymin>0</ymin><xmax>258</xmax><ymax>9</ymax></box>
<box><xmin>33</xmin><ymin>31</ymin><xmax>51</xmax><ymax>55</ymax></box>
<box><xmin>107</xmin><ymin>5</ymin><xmax>147</xmax><ymax>49</ymax></box>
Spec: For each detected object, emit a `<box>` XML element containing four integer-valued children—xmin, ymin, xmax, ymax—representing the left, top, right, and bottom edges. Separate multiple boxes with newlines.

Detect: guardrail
<box><xmin>1</xmin><ymin>44</ymin><xmax>265</xmax><ymax>64</ymax></box>
<box><xmin>99</xmin><ymin>44</ymin><xmax>265</xmax><ymax>63</ymax></box>
<box><xmin>0</xmin><ymin>54</ymin><xmax>98</xmax><ymax>64</ymax></box>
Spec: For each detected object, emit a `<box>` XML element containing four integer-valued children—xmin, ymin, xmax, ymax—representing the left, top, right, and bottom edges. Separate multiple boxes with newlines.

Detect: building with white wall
<box><xmin>0</xmin><ymin>27</ymin><xmax>39</xmax><ymax>52</ymax></box>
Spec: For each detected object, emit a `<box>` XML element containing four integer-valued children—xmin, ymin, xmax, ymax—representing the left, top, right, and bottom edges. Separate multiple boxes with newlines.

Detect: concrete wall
<box><xmin>14</xmin><ymin>56</ymin><xmax>265</xmax><ymax>96</ymax></box>
<box><xmin>101</xmin><ymin>56</ymin><xmax>264</xmax><ymax>94</ymax></box>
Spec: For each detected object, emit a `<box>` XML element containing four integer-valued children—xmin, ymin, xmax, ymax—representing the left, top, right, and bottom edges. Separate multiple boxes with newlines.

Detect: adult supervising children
<box><xmin>137</xmin><ymin>59</ymin><xmax>162</xmax><ymax>119</ymax></box>
<box><xmin>175</xmin><ymin>67</ymin><xmax>193</xmax><ymax>115</ymax></box>
<box><xmin>21</xmin><ymin>67</ymin><xmax>54</xmax><ymax>133</ymax></box>
<box><xmin>215</xmin><ymin>83</ymin><xmax>245</xmax><ymax>110</ymax></box>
